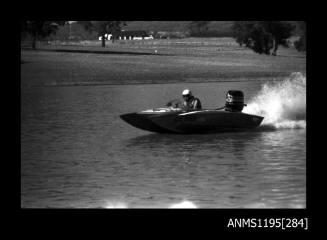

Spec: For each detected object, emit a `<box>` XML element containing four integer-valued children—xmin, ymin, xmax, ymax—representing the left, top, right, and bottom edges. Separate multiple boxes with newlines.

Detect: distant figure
<box><xmin>182</xmin><ymin>89</ymin><xmax>202</xmax><ymax>111</ymax></box>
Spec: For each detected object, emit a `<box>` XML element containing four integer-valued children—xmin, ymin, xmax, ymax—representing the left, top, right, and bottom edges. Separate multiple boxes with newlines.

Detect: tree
<box><xmin>188</xmin><ymin>21</ymin><xmax>211</xmax><ymax>37</ymax></box>
<box><xmin>21</xmin><ymin>21</ymin><xmax>66</xmax><ymax>49</ymax></box>
<box><xmin>232</xmin><ymin>21</ymin><xmax>295</xmax><ymax>56</ymax></box>
<box><xmin>294</xmin><ymin>21</ymin><xmax>306</xmax><ymax>51</ymax></box>
<box><xmin>78</xmin><ymin>21</ymin><xmax>126</xmax><ymax>47</ymax></box>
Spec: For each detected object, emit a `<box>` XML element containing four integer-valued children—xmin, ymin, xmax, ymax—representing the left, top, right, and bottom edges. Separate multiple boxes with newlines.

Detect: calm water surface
<box><xmin>21</xmin><ymin>81</ymin><xmax>306</xmax><ymax>208</ymax></box>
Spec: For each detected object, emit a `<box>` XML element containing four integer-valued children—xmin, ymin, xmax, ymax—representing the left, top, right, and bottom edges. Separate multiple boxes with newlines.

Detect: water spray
<box><xmin>243</xmin><ymin>72</ymin><xmax>306</xmax><ymax>129</ymax></box>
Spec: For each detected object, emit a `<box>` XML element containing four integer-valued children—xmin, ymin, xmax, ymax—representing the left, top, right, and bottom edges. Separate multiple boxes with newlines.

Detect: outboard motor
<box><xmin>225</xmin><ymin>90</ymin><xmax>246</xmax><ymax>112</ymax></box>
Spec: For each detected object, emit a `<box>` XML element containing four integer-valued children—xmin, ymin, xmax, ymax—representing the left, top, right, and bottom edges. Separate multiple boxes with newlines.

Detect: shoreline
<box><xmin>21</xmin><ymin>38</ymin><xmax>306</xmax><ymax>87</ymax></box>
<box><xmin>21</xmin><ymin>75</ymin><xmax>293</xmax><ymax>88</ymax></box>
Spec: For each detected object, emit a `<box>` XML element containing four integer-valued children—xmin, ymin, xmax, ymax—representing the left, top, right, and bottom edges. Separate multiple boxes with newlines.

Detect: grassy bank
<box><xmin>21</xmin><ymin>38</ymin><xmax>306</xmax><ymax>87</ymax></box>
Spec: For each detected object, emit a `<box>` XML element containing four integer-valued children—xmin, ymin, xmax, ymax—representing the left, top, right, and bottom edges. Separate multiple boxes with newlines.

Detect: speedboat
<box><xmin>120</xmin><ymin>90</ymin><xmax>264</xmax><ymax>134</ymax></box>
<box><xmin>120</xmin><ymin>108</ymin><xmax>263</xmax><ymax>134</ymax></box>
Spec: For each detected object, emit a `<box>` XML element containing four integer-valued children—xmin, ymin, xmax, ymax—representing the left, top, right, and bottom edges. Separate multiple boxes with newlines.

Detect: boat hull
<box><xmin>120</xmin><ymin>109</ymin><xmax>264</xmax><ymax>134</ymax></box>
<box><xmin>120</xmin><ymin>112</ymin><xmax>177</xmax><ymax>133</ymax></box>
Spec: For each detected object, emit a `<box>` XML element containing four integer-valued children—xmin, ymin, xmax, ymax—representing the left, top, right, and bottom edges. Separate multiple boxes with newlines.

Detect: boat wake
<box><xmin>243</xmin><ymin>72</ymin><xmax>306</xmax><ymax>130</ymax></box>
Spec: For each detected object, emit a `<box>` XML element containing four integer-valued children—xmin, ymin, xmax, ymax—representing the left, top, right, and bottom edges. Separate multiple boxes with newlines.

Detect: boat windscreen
<box><xmin>166</xmin><ymin>99</ymin><xmax>183</xmax><ymax>108</ymax></box>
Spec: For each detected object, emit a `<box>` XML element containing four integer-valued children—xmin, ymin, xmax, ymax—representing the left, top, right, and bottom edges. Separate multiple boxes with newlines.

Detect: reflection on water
<box><xmin>117</xmin><ymin>129</ymin><xmax>305</xmax><ymax>208</ymax></box>
<box><xmin>124</xmin><ymin>131</ymin><xmax>262</xmax><ymax>161</ymax></box>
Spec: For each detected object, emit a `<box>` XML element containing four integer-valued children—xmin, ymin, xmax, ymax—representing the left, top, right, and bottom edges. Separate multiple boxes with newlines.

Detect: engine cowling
<box><xmin>225</xmin><ymin>90</ymin><xmax>246</xmax><ymax>112</ymax></box>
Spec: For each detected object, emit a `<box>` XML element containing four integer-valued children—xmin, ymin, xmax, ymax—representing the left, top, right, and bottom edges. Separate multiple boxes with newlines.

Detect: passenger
<box><xmin>182</xmin><ymin>89</ymin><xmax>202</xmax><ymax>111</ymax></box>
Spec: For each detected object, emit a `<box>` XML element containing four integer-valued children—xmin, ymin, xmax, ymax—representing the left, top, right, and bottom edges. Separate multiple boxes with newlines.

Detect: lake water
<box><xmin>21</xmin><ymin>77</ymin><xmax>306</xmax><ymax>208</ymax></box>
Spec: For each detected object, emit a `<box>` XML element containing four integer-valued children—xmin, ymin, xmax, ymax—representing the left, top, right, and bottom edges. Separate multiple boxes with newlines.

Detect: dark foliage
<box><xmin>232</xmin><ymin>21</ymin><xmax>295</xmax><ymax>56</ymax></box>
<box><xmin>294</xmin><ymin>21</ymin><xmax>306</xmax><ymax>51</ymax></box>
<box><xmin>78</xmin><ymin>21</ymin><xmax>126</xmax><ymax>47</ymax></box>
<box><xmin>21</xmin><ymin>21</ymin><xmax>66</xmax><ymax>49</ymax></box>
<box><xmin>188</xmin><ymin>21</ymin><xmax>211</xmax><ymax>37</ymax></box>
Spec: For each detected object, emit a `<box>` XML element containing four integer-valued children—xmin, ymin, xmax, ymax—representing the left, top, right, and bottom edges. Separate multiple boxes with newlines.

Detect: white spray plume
<box><xmin>243</xmin><ymin>72</ymin><xmax>306</xmax><ymax>129</ymax></box>
<box><xmin>169</xmin><ymin>200</ymin><xmax>197</xmax><ymax>208</ymax></box>
<box><xmin>104</xmin><ymin>201</ymin><xmax>128</xmax><ymax>209</ymax></box>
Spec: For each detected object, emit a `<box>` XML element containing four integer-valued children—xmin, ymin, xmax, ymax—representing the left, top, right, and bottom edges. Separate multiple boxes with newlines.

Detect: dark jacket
<box><xmin>182</xmin><ymin>97</ymin><xmax>202</xmax><ymax>111</ymax></box>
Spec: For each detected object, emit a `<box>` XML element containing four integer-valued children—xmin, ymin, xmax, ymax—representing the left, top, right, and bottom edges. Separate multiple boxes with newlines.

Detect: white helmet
<box><xmin>182</xmin><ymin>89</ymin><xmax>192</xmax><ymax>96</ymax></box>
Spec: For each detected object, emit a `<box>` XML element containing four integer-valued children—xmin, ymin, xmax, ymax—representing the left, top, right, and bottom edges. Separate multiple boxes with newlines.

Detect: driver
<box><xmin>182</xmin><ymin>89</ymin><xmax>202</xmax><ymax>111</ymax></box>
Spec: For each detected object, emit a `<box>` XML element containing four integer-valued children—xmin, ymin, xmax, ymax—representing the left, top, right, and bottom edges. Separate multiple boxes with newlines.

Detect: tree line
<box><xmin>231</xmin><ymin>21</ymin><xmax>306</xmax><ymax>55</ymax></box>
<box><xmin>21</xmin><ymin>21</ymin><xmax>306</xmax><ymax>55</ymax></box>
<box><xmin>21</xmin><ymin>21</ymin><xmax>126</xmax><ymax>49</ymax></box>
<box><xmin>188</xmin><ymin>21</ymin><xmax>305</xmax><ymax>55</ymax></box>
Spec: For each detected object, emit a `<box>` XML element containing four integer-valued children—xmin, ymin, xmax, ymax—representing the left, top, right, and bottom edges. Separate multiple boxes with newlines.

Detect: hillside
<box><xmin>44</xmin><ymin>21</ymin><xmax>302</xmax><ymax>41</ymax></box>
<box><xmin>123</xmin><ymin>21</ymin><xmax>301</xmax><ymax>35</ymax></box>
<box><xmin>123</xmin><ymin>21</ymin><xmax>234</xmax><ymax>35</ymax></box>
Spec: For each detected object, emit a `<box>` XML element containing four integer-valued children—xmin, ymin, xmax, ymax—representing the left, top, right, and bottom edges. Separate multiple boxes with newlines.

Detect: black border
<box><xmin>15</xmin><ymin>5</ymin><xmax>317</xmax><ymax>235</ymax></box>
